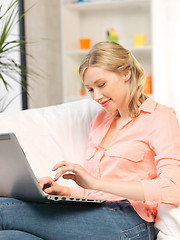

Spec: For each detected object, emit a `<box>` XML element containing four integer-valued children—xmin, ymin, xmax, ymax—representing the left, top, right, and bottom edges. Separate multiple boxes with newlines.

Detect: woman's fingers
<box><xmin>44</xmin><ymin>183</ymin><xmax>71</xmax><ymax>196</ymax></box>
<box><xmin>52</xmin><ymin>161</ymin><xmax>68</xmax><ymax>171</ymax></box>
<box><xmin>51</xmin><ymin>161</ymin><xmax>98</xmax><ymax>190</ymax></box>
<box><xmin>53</xmin><ymin>162</ymin><xmax>78</xmax><ymax>181</ymax></box>
<box><xmin>63</xmin><ymin>173</ymin><xmax>76</xmax><ymax>181</ymax></box>
<box><xmin>37</xmin><ymin>177</ymin><xmax>54</xmax><ymax>190</ymax></box>
<box><xmin>54</xmin><ymin>167</ymin><xmax>73</xmax><ymax>181</ymax></box>
<box><xmin>44</xmin><ymin>185</ymin><xmax>59</xmax><ymax>194</ymax></box>
<box><xmin>37</xmin><ymin>176</ymin><xmax>71</xmax><ymax>196</ymax></box>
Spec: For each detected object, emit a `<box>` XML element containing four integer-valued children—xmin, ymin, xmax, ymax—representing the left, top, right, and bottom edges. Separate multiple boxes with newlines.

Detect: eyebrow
<box><xmin>84</xmin><ymin>78</ymin><xmax>104</xmax><ymax>87</ymax></box>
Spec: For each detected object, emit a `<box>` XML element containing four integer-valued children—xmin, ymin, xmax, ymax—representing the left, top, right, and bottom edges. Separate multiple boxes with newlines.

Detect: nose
<box><xmin>93</xmin><ymin>89</ymin><xmax>103</xmax><ymax>102</ymax></box>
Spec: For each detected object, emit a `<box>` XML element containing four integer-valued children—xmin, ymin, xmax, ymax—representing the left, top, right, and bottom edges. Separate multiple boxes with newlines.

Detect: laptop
<box><xmin>0</xmin><ymin>132</ymin><xmax>105</xmax><ymax>204</ymax></box>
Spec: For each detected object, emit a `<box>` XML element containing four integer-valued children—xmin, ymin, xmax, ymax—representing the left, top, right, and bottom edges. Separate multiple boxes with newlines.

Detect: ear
<box><xmin>123</xmin><ymin>69</ymin><xmax>131</xmax><ymax>82</ymax></box>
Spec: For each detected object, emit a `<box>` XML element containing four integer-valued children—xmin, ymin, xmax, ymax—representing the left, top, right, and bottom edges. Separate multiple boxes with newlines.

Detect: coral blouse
<box><xmin>70</xmin><ymin>98</ymin><xmax>180</xmax><ymax>222</ymax></box>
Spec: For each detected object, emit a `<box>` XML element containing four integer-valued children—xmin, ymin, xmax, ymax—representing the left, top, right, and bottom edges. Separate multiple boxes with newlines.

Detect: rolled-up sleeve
<box><xmin>141</xmin><ymin>108</ymin><xmax>180</xmax><ymax>204</ymax></box>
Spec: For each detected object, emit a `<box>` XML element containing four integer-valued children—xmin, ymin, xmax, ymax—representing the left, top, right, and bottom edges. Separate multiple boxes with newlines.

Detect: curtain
<box><xmin>152</xmin><ymin>0</ymin><xmax>180</xmax><ymax>113</ymax></box>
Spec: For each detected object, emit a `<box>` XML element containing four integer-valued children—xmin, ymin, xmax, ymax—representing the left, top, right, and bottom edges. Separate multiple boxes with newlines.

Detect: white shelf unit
<box><xmin>60</xmin><ymin>0</ymin><xmax>152</xmax><ymax>102</ymax></box>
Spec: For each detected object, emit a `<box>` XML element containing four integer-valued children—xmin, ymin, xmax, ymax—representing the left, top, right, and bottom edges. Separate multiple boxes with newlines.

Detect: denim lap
<box><xmin>0</xmin><ymin>230</ymin><xmax>44</xmax><ymax>240</ymax></box>
<box><xmin>0</xmin><ymin>198</ymin><xmax>155</xmax><ymax>240</ymax></box>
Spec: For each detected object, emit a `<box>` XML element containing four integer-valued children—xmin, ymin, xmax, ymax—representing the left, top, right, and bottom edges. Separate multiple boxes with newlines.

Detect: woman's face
<box><xmin>83</xmin><ymin>66</ymin><xmax>131</xmax><ymax>116</ymax></box>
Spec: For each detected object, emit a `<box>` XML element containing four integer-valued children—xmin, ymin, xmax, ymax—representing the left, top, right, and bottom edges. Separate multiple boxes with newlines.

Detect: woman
<box><xmin>0</xmin><ymin>41</ymin><xmax>180</xmax><ymax>239</ymax></box>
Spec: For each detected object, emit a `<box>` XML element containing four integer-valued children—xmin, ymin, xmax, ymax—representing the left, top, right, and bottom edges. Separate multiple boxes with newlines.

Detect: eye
<box><xmin>88</xmin><ymin>88</ymin><xmax>94</xmax><ymax>92</ymax></box>
<box><xmin>98</xmin><ymin>83</ymin><xmax>105</xmax><ymax>88</ymax></box>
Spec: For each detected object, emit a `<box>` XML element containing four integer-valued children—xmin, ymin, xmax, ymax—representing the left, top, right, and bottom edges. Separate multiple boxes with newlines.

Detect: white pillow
<box><xmin>155</xmin><ymin>204</ymin><xmax>180</xmax><ymax>240</ymax></box>
<box><xmin>155</xmin><ymin>111</ymin><xmax>180</xmax><ymax>240</ymax></box>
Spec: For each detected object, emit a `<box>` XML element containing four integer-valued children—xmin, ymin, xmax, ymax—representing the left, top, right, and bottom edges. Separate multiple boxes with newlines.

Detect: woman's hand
<box><xmin>48</xmin><ymin>161</ymin><xmax>145</xmax><ymax>201</ymax></box>
<box><xmin>52</xmin><ymin>161</ymin><xmax>100</xmax><ymax>190</ymax></box>
<box><xmin>37</xmin><ymin>176</ymin><xmax>71</xmax><ymax>196</ymax></box>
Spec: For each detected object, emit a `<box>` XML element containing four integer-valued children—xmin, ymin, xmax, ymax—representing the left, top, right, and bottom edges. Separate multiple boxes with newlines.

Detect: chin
<box><xmin>104</xmin><ymin>107</ymin><xmax>117</xmax><ymax>116</ymax></box>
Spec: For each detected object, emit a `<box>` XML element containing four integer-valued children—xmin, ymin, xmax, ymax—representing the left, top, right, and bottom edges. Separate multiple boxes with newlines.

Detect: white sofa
<box><xmin>0</xmin><ymin>99</ymin><xmax>179</xmax><ymax>239</ymax></box>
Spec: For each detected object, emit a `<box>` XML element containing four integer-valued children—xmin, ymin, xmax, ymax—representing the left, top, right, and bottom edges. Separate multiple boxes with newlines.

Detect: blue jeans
<box><xmin>0</xmin><ymin>198</ymin><xmax>155</xmax><ymax>240</ymax></box>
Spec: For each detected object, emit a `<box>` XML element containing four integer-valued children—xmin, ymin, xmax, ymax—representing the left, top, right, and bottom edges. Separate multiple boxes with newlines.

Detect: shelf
<box><xmin>66</xmin><ymin>49</ymin><xmax>90</xmax><ymax>56</ymax></box>
<box><xmin>61</xmin><ymin>0</ymin><xmax>152</xmax><ymax>103</ymax></box>
<box><xmin>65</xmin><ymin>45</ymin><xmax>152</xmax><ymax>56</ymax></box>
<box><xmin>64</xmin><ymin>0</ymin><xmax>150</xmax><ymax>11</ymax></box>
<box><xmin>130</xmin><ymin>45</ymin><xmax>152</xmax><ymax>52</ymax></box>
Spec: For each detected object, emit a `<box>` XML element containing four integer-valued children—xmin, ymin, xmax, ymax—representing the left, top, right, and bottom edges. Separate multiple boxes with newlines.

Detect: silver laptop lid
<box><xmin>0</xmin><ymin>132</ymin><xmax>46</xmax><ymax>202</ymax></box>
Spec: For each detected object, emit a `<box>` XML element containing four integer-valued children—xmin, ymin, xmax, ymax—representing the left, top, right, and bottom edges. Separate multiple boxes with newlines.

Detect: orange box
<box><xmin>144</xmin><ymin>75</ymin><xmax>152</xmax><ymax>94</ymax></box>
<box><xmin>79</xmin><ymin>38</ymin><xmax>91</xmax><ymax>49</ymax></box>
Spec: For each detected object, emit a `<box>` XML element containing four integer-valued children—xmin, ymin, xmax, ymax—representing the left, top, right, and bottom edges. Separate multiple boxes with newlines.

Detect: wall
<box><xmin>24</xmin><ymin>0</ymin><xmax>62</xmax><ymax>109</ymax></box>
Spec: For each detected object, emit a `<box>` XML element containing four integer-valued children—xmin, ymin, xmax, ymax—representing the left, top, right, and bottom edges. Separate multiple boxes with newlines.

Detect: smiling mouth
<box><xmin>100</xmin><ymin>99</ymin><xmax>111</xmax><ymax>107</ymax></box>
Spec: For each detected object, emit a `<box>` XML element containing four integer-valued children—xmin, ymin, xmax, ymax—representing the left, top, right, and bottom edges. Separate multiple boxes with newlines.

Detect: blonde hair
<box><xmin>79</xmin><ymin>41</ymin><xmax>147</xmax><ymax>118</ymax></box>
